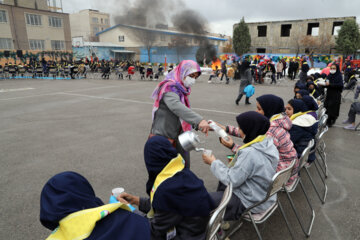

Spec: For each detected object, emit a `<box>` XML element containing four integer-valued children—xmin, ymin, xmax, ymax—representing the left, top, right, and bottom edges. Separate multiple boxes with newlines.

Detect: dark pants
<box><xmin>277</xmin><ymin>72</ymin><xmax>282</xmax><ymax>80</ymax></box>
<box><xmin>348</xmin><ymin>102</ymin><xmax>360</xmax><ymax>123</ymax></box>
<box><xmin>210</xmin><ymin>182</ymin><xmax>246</xmax><ymax>221</ymax></box>
<box><xmin>271</xmin><ymin>73</ymin><xmax>276</xmax><ymax>84</ymax></box>
<box><xmin>221</xmin><ymin>72</ymin><xmax>229</xmax><ymax>82</ymax></box>
<box><xmin>236</xmin><ymin>93</ymin><xmax>250</xmax><ymax>104</ymax></box>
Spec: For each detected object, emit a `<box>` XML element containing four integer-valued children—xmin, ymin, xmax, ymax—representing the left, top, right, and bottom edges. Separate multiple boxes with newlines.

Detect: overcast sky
<box><xmin>61</xmin><ymin>0</ymin><xmax>360</xmax><ymax>36</ymax></box>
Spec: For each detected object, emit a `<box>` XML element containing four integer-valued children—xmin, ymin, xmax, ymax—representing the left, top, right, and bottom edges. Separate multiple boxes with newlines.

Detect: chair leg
<box><xmin>284</xmin><ymin>181</ymin><xmax>315</xmax><ymax>237</ymax></box>
<box><xmin>278</xmin><ymin>200</ymin><xmax>295</xmax><ymax>239</ymax></box>
<box><xmin>248</xmin><ymin>213</ymin><xmax>263</xmax><ymax>240</ymax></box>
<box><xmin>316</xmin><ymin>149</ymin><xmax>328</xmax><ymax>178</ymax></box>
<box><xmin>304</xmin><ymin>168</ymin><xmax>327</xmax><ymax>204</ymax></box>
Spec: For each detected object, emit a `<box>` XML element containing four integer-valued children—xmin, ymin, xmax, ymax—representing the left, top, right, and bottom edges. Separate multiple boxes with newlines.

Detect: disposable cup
<box><xmin>203</xmin><ymin>149</ymin><xmax>212</xmax><ymax>156</ymax></box>
<box><xmin>112</xmin><ymin>187</ymin><xmax>125</xmax><ymax>197</ymax></box>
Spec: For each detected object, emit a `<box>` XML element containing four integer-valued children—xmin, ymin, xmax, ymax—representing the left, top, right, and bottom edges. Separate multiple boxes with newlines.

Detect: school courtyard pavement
<box><xmin>0</xmin><ymin>75</ymin><xmax>359</xmax><ymax>240</ymax></box>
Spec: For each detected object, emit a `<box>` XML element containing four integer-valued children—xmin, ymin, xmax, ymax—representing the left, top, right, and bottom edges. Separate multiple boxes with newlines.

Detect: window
<box><xmin>160</xmin><ymin>35</ymin><xmax>166</xmax><ymax>41</ymax></box>
<box><xmin>93</xmin><ymin>26</ymin><xmax>99</xmax><ymax>33</ymax></box>
<box><xmin>101</xmin><ymin>18</ymin><xmax>103</xmax><ymax>24</ymax></box>
<box><xmin>92</xmin><ymin>17</ymin><xmax>98</xmax><ymax>24</ymax></box>
<box><xmin>332</xmin><ymin>21</ymin><xmax>343</xmax><ymax>36</ymax></box>
<box><xmin>26</xmin><ymin>13</ymin><xmax>42</xmax><ymax>26</ymax></box>
<box><xmin>307</xmin><ymin>23</ymin><xmax>319</xmax><ymax>36</ymax></box>
<box><xmin>0</xmin><ymin>10</ymin><xmax>7</xmax><ymax>23</ymax></box>
<box><xmin>281</xmin><ymin>24</ymin><xmax>292</xmax><ymax>37</ymax></box>
<box><xmin>256</xmin><ymin>48</ymin><xmax>266</xmax><ymax>53</ymax></box>
<box><xmin>0</xmin><ymin>38</ymin><xmax>13</xmax><ymax>49</ymax></box>
<box><xmin>51</xmin><ymin>40</ymin><xmax>65</xmax><ymax>50</ymax></box>
<box><xmin>48</xmin><ymin>16</ymin><xmax>62</xmax><ymax>27</ymax></box>
<box><xmin>105</xmin><ymin>19</ymin><xmax>109</xmax><ymax>25</ymax></box>
<box><xmin>118</xmin><ymin>35</ymin><xmax>125</xmax><ymax>42</ymax></box>
<box><xmin>257</xmin><ymin>26</ymin><xmax>267</xmax><ymax>37</ymax></box>
<box><xmin>29</xmin><ymin>39</ymin><xmax>45</xmax><ymax>50</ymax></box>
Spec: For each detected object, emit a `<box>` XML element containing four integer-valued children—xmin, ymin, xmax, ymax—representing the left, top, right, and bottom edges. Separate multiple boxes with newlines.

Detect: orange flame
<box><xmin>211</xmin><ymin>58</ymin><xmax>221</xmax><ymax>71</ymax></box>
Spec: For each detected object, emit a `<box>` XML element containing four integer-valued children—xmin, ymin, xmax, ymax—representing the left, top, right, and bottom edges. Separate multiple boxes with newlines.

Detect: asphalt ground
<box><xmin>0</xmin><ymin>75</ymin><xmax>359</xmax><ymax>240</ymax></box>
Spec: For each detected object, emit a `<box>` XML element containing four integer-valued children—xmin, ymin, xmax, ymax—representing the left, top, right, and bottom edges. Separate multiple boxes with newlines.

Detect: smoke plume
<box><xmin>93</xmin><ymin>0</ymin><xmax>218</xmax><ymax>63</ymax></box>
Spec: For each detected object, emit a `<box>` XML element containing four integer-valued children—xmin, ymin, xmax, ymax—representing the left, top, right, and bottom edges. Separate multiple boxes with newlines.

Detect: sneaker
<box><xmin>208</xmin><ymin>80</ymin><xmax>212</xmax><ymax>83</ymax></box>
<box><xmin>344</xmin><ymin>124</ymin><xmax>356</xmax><ymax>130</ymax></box>
<box><xmin>342</xmin><ymin>119</ymin><xmax>350</xmax><ymax>124</ymax></box>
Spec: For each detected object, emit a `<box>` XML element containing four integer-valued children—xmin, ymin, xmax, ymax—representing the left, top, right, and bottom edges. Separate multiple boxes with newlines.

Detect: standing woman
<box><xmin>151</xmin><ymin>60</ymin><xmax>210</xmax><ymax>168</ymax></box>
<box><xmin>235</xmin><ymin>60</ymin><xmax>252</xmax><ymax>105</ymax></box>
<box><xmin>324</xmin><ymin>64</ymin><xmax>344</xmax><ymax>127</ymax></box>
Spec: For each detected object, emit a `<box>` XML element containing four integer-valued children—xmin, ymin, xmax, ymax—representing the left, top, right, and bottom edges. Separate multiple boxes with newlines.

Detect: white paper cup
<box><xmin>112</xmin><ymin>187</ymin><xmax>124</xmax><ymax>197</ymax></box>
<box><xmin>203</xmin><ymin>149</ymin><xmax>212</xmax><ymax>156</ymax></box>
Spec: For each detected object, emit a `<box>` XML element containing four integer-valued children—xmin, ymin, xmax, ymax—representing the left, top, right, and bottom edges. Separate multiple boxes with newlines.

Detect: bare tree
<box><xmin>133</xmin><ymin>29</ymin><xmax>157</xmax><ymax>62</ymax></box>
<box><xmin>168</xmin><ymin>36</ymin><xmax>189</xmax><ymax>63</ymax></box>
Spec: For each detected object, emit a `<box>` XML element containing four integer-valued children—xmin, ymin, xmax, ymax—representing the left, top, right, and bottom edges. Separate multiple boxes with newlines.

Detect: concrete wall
<box><xmin>0</xmin><ymin>4</ymin><xmax>71</xmax><ymax>51</ymax></box>
<box><xmin>98</xmin><ymin>25</ymin><xmax>226</xmax><ymax>49</ymax></box>
<box><xmin>235</xmin><ymin>17</ymin><xmax>356</xmax><ymax>54</ymax></box>
<box><xmin>2</xmin><ymin>0</ymin><xmax>48</xmax><ymax>10</ymax></box>
<box><xmin>70</xmin><ymin>10</ymin><xmax>110</xmax><ymax>42</ymax></box>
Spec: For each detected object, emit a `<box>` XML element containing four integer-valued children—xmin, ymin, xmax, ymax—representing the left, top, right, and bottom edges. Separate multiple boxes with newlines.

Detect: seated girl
<box><xmin>285</xmin><ymin>99</ymin><xmax>318</xmax><ymax>163</ymax></box>
<box><xmin>301</xmin><ymin>95</ymin><xmax>319</xmax><ymax>120</ymax></box>
<box><xmin>118</xmin><ymin>136</ymin><xmax>215</xmax><ymax>240</ymax></box>
<box><xmin>255</xmin><ymin>94</ymin><xmax>299</xmax><ymax>185</ymax></box>
<box><xmin>40</xmin><ymin>171</ymin><xmax>150</xmax><ymax>240</ymax></box>
<box><xmin>307</xmin><ymin>81</ymin><xmax>321</xmax><ymax>99</ymax></box>
<box><xmin>202</xmin><ymin>111</ymin><xmax>279</xmax><ymax>220</ymax></box>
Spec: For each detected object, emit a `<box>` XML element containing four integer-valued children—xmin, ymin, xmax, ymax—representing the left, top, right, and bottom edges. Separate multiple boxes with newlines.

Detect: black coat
<box><xmin>324</xmin><ymin>70</ymin><xmax>343</xmax><ymax>120</ymax></box>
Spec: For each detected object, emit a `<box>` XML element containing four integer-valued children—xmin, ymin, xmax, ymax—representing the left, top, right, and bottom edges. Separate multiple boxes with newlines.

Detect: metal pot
<box><xmin>178</xmin><ymin>131</ymin><xmax>202</xmax><ymax>152</ymax></box>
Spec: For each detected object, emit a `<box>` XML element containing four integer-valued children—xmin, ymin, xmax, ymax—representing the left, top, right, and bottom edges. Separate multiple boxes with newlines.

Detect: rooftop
<box><xmin>96</xmin><ymin>23</ymin><xmax>228</xmax><ymax>41</ymax></box>
<box><xmin>243</xmin><ymin>16</ymin><xmax>356</xmax><ymax>25</ymax></box>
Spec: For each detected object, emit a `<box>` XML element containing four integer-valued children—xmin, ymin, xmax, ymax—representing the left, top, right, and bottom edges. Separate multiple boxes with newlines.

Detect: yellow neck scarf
<box><xmin>229</xmin><ymin>135</ymin><xmax>267</xmax><ymax>167</ymax></box>
<box><xmin>47</xmin><ymin>203</ymin><xmax>131</xmax><ymax>240</ymax></box>
<box><xmin>270</xmin><ymin>113</ymin><xmax>282</xmax><ymax>121</ymax></box>
<box><xmin>147</xmin><ymin>154</ymin><xmax>184</xmax><ymax>218</ymax></box>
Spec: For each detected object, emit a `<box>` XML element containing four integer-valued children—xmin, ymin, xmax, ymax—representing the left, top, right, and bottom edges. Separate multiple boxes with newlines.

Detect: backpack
<box><xmin>244</xmin><ymin>85</ymin><xmax>255</xmax><ymax>97</ymax></box>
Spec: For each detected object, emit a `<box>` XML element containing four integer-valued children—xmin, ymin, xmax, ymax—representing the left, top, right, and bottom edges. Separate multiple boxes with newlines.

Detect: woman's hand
<box><xmin>220</xmin><ymin>136</ymin><xmax>234</xmax><ymax>149</ymax></box>
<box><xmin>202</xmin><ymin>153</ymin><xmax>216</xmax><ymax>165</ymax></box>
<box><xmin>117</xmin><ymin>192</ymin><xmax>140</xmax><ymax>206</ymax></box>
<box><xmin>198</xmin><ymin>120</ymin><xmax>211</xmax><ymax>136</ymax></box>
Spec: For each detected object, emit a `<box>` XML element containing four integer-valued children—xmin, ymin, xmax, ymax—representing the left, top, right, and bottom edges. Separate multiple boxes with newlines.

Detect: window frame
<box><xmin>0</xmin><ymin>10</ymin><xmax>7</xmax><ymax>23</ymax></box>
<box><xmin>280</xmin><ymin>24</ymin><xmax>292</xmax><ymax>37</ymax></box>
<box><xmin>0</xmin><ymin>38</ymin><xmax>13</xmax><ymax>49</ymax></box>
<box><xmin>51</xmin><ymin>40</ymin><xmax>65</xmax><ymax>50</ymax></box>
<box><xmin>29</xmin><ymin>39</ymin><xmax>45</xmax><ymax>50</ymax></box>
<box><xmin>48</xmin><ymin>16</ymin><xmax>63</xmax><ymax>28</ymax></box>
<box><xmin>118</xmin><ymin>35</ymin><xmax>125</xmax><ymax>42</ymax></box>
<box><xmin>257</xmin><ymin>25</ymin><xmax>267</xmax><ymax>37</ymax></box>
<box><xmin>26</xmin><ymin>13</ymin><xmax>42</xmax><ymax>26</ymax></box>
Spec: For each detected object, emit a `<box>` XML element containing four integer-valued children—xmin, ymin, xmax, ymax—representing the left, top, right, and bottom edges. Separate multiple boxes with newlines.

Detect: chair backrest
<box><xmin>269</xmin><ymin>158</ymin><xmax>297</xmax><ymax>197</ymax></box>
<box><xmin>298</xmin><ymin>140</ymin><xmax>315</xmax><ymax>169</ymax></box>
<box><xmin>317</xmin><ymin>114</ymin><xmax>328</xmax><ymax>134</ymax></box>
<box><xmin>318</xmin><ymin>108</ymin><xmax>326</xmax><ymax>120</ymax></box>
<box><xmin>205</xmin><ymin>183</ymin><xmax>233</xmax><ymax>240</ymax></box>
<box><xmin>315</xmin><ymin>126</ymin><xmax>328</xmax><ymax>147</ymax></box>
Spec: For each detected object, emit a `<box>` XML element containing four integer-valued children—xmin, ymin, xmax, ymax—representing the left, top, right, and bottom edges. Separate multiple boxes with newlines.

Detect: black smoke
<box><xmin>104</xmin><ymin>0</ymin><xmax>218</xmax><ymax>64</ymax></box>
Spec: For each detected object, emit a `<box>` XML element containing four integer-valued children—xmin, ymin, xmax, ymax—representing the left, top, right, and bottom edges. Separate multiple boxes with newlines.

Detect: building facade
<box><xmin>235</xmin><ymin>16</ymin><xmax>356</xmax><ymax>54</ymax></box>
<box><xmin>96</xmin><ymin>23</ymin><xmax>229</xmax><ymax>63</ymax></box>
<box><xmin>0</xmin><ymin>0</ymin><xmax>71</xmax><ymax>52</ymax></box>
<box><xmin>69</xmin><ymin>9</ymin><xmax>110</xmax><ymax>42</ymax></box>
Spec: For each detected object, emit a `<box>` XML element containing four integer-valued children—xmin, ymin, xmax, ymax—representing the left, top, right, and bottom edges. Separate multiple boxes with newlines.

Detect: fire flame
<box><xmin>211</xmin><ymin>58</ymin><xmax>221</xmax><ymax>71</ymax></box>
